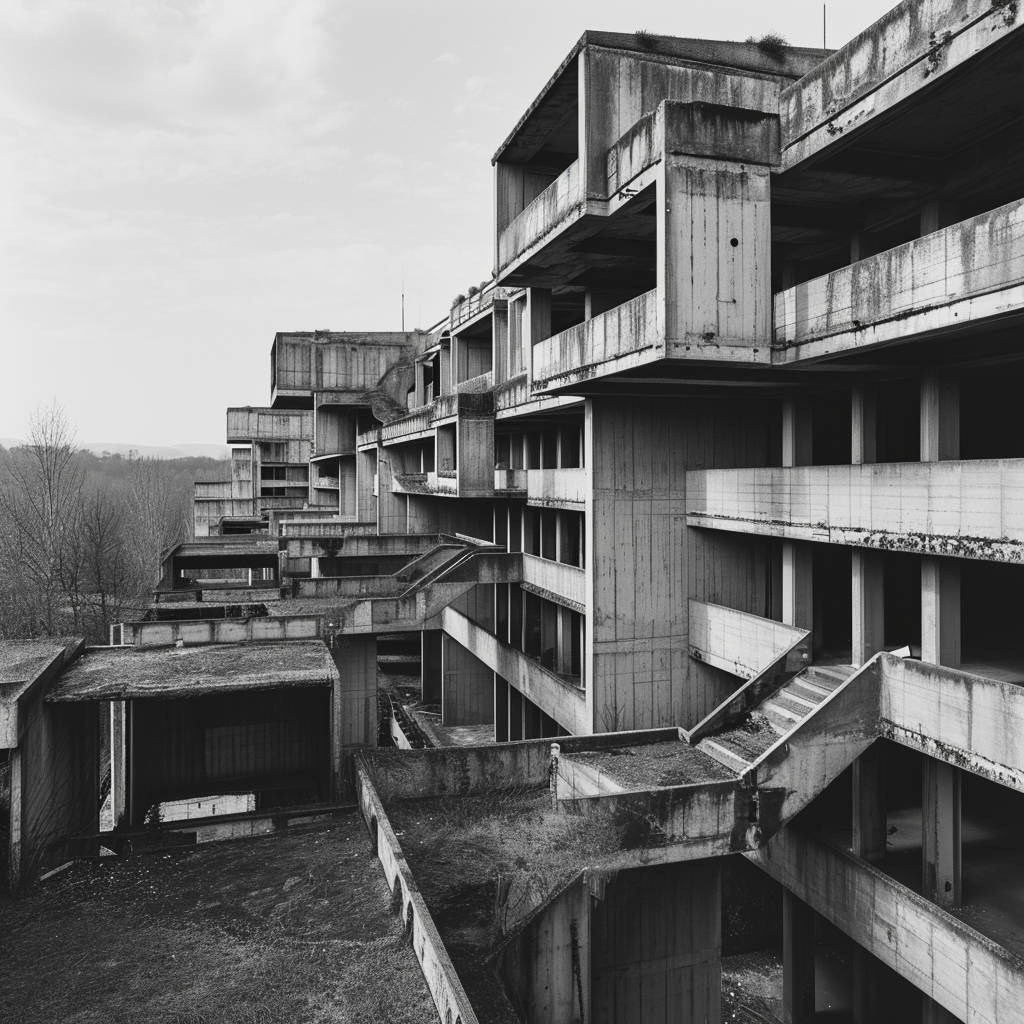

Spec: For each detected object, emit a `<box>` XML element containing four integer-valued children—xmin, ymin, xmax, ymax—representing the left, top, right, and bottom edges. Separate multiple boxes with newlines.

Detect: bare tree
<box><xmin>0</xmin><ymin>403</ymin><xmax>84</xmax><ymax>636</ymax></box>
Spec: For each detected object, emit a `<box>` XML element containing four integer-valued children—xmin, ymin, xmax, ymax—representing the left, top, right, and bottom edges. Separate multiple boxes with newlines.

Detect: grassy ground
<box><xmin>0</xmin><ymin>814</ymin><xmax>436</xmax><ymax>1024</ymax></box>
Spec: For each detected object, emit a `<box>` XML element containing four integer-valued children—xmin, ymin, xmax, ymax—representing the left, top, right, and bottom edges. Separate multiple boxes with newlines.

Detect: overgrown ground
<box><xmin>388</xmin><ymin>786</ymin><xmax>640</xmax><ymax>1023</ymax></box>
<box><xmin>0</xmin><ymin>814</ymin><xmax>436</xmax><ymax>1024</ymax></box>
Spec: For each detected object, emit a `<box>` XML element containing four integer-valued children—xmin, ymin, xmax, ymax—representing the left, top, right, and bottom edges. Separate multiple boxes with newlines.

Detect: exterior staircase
<box><xmin>698</xmin><ymin>664</ymin><xmax>853</xmax><ymax>775</ymax></box>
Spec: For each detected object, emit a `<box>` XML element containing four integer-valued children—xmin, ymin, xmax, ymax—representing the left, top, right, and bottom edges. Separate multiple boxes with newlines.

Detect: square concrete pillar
<box><xmin>851</xmin><ymin>945</ymin><xmax>882</xmax><ymax>1024</ymax></box>
<box><xmin>420</xmin><ymin>630</ymin><xmax>442</xmax><ymax>705</ymax></box>
<box><xmin>783</xmin><ymin>889</ymin><xmax>816</xmax><ymax>1024</ymax></box>
<box><xmin>440</xmin><ymin>634</ymin><xmax>494</xmax><ymax>728</ymax></box>
<box><xmin>331</xmin><ymin>633</ymin><xmax>377</xmax><ymax>802</ymax></box>
<box><xmin>852</xmin><ymin>549</ymin><xmax>884</xmax><ymax>668</ymax></box>
<box><xmin>783</xmin><ymin>541</ymin><xmax>813</xmax><ymax>670</ymax></box>
<box><xmin>922</xmin><ymin>755</ymin><xmax>962</xmax><ymax>909</ymax></box>
<box><xmin>852</xmin><ymin>743</ymin><xmax>887</xmax><ymax>863</ymax></box>
<box><xmin>782</xmin><ymin>397</ymin><xmax>812</xmax><ymax>468</ymax></box>
<box><xmin>920</xmin><ymin>370</ymin><xmax>959</xmax><ymax>464</ymax></box>
<box><xmin>851</xmin><ymin>384</ymin><xmax>877</xmax><ymax>466</ymax></box>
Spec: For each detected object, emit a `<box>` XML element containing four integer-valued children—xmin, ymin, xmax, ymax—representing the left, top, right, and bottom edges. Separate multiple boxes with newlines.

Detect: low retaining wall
<box><xmin>355</xmin><ymin>758</ymin><xmax>482</xmax><ymax>1024</ymax></box>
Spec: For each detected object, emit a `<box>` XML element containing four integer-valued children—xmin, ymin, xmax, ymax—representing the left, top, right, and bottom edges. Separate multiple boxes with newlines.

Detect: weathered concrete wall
<box><xmin>442</xmin><ymin>607</ymin><xmax>589</xmax><ymax>734</ymax></box>
<box><xmin>355</xmin><ymin>762</ymin><xmax>486</xmax><ymax>1024</ymax></box>
<box><xmin>123</xmin><ymin>616</ymin><xmax>322</xmax><ymax>646</ymax></box>
<box><xmin>14</xmin><ymin>694</ymin><xmax>98</xmax><ymax>884</ymax></box>
<box><xmin>226</xmin><ymin>408</ymin><xmax>313</xmax><ymax>444</ymax></box>
<box><xmin>441</xmin><ymin>635</ymin><xmax>494</xmax><ymax>727</ymax></box>
<box><xmin>497</xmin><ymin>874</ymin><xmax>591</xmax><ymax>1024</ymax></box>
<box><xmin>780</xmin><ymin>0</ymin><xmax>1023</xmax><ymax>167</ymax></box>
<box><xmin>688</xmin><ymin>600</ymin><xmax>806</xmax><ymax>680</ymax></box>
<box><xmin>774</xmin><ymin>198</ymin><xmax>1024</xmax><ymax>360</ymax></box>
<box><xmin>587</xmin><ymin>395</ymin><xmax>780</xmax><ymax>734</ymax></box>
<box><xmin>332</xmin><ymin>634</ymin><xmax>377</xmax><ymax>800</ymax></box>
<box><xmin>590</xmin><ymin>859</ymin><xmax>722</xmax><ymax>1024</ymax></box>
<box><xmin>751</xmin><ymin>827</ymin><xmax>1024</xmax><ymax>1024</ymax></box>
<box><xmin>687</xmin><ymin>458</ymin><xmax>1024</xmax><ymax>562</ymax></box>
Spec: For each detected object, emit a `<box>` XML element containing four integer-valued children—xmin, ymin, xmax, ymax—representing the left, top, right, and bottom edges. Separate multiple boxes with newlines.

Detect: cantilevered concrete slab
<box><xmin>46</xmin><ymin>640</ymin><xmax>337</xmax><ymax>702</ymax></box>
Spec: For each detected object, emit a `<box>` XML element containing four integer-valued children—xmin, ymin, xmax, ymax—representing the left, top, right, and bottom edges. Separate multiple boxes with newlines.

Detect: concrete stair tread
<box><xmin>776</xmin><ymin>689</ymin><xmax>819</xmax><ymax>711</ymax></box>
<box><xmin>787</xmin><ymin>681</ymin><xmax>829</xmax><ymax>704</ymax></box>
<box><xmin>699</xmin><ymin>739</ymin><xmax>750</xmax><ymax>772</ymax></box>
<box><xmin>769</xmin><ymin>694</ymin><xmax>814</xmax><ymax>717</ymax></box>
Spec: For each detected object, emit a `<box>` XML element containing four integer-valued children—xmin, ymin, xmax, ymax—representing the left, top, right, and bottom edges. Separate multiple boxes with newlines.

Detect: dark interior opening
<box><xmin>812</xmin><ymin>545</ymin><xmax>852</xmax><ymax>661</ymax></box>
<box><xmin>811</xmin><ymin>389</ymin><xmax>852</xmax><ymax>465</ymax></box>
<box><xmin>960</xmin><ymin>361</ymin><xmax>1024</xmax><ymax>460</ymax></box>
<box><xmin>883</xmin><ymin>552</ymin><xmax>922</xmax><ymax>651</ymax></box>
<box><xmin>876</xmin><ymin>378</ymin><xmax>920</xmax><ymax>463</ymax></box>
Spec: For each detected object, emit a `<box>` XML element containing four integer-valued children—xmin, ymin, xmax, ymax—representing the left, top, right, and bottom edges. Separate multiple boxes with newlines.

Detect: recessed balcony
<box><xmin>687</xmin><ymin>459</ymin><xmax>1024</xmax><ymax>562</ymax></box>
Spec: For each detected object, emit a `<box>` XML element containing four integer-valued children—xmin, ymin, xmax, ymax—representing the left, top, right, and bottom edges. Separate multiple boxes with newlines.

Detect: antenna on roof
<box><xmin>823</xmin><ymin>4</ymin><xmax>827</xmax><ymax>49</ymax></box>
<box><xmin>401</xmin><ymin>277</ymin><xmax>405</xmax><ymax>332</ymax></box>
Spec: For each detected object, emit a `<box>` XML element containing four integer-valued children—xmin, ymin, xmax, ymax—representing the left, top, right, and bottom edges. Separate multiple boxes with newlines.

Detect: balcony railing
<box><xmin>497</xmin><ymin>159</ymin><xmax>581</xmax><ymax>272</ymax></box>
<box><xmin>227</xmin><ymin>408</ymin><xmax>313</xmax><ymax>443</ymax></box>
<box><xmin>526</xmin><ymin>468</ymin><xmax>586</xmax><ymax>508</ymax></box>
<box><xmin>494</xmin><ymin>468</ymin><xmax>527</xmax><ymax>493</ymax></box>
<box><xmin>773</xmin><ymin>198</ymin><xmax>1024</xmax><ymax>353</ymax></box>
<box><xmin>532</xmin><ymin>289</ymin><xmax>658</xmax><ymax>388</ymax></box>
<box><xmin>687</xmin><ymin>459</ymin><xmax>1024</xmax><ymax>562</ymax></box>
<box><xmin>522</xmin><ymin>553</ymin><xmax>585</xmax><ymax>610</ymax></box>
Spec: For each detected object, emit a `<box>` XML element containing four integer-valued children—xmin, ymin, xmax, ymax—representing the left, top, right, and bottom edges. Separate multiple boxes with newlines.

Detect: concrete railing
<box><xmin>684</xmin><ymin>601</ymin><xmax>809</xmax><ymax>743</ymax></box>
<box><xmin>773</xmin><ymin>198</ymin><xmax>1024</xmax><ymax>353</ymax></box>
<box><xmin>381</xmin><ymin>406</ymin><xmax>432</xmax><ymax>442</ymax></box>
<box><xmin>526</xmin><ymin>467</ymin><xmax>586</xmax><ymax>508</ymax></box>
<box><xmin>226</xmin><ymin>407</ymin><xmax>312</xmax><ymax>443</ymax></box>
<box><xmin>780</xmin><ymin>0</ymin><xmax>1022</xmax><ymax>167</ymax></box>
<box><xmin>121</xmin><ymin>616</ymin><xmax>321</xmax><ymax>647</ymax></box>
<box><xmin>687</xmin><ymin>459</ymin><xmax>1024</xmax><ymax>563</ymax></box>
<box><xmin>532</xmin><ymin>289</ymin><xmax>658</xmax><ymax>388</ymax></box>
<box><xmin>355</xmin><ymin>762</ymin><xmax>481</xmax><ymax>1024</ymax></box>
<box><xmin>522</xmin><ymin>554</ymin><xmax>585</xmax><ymax>611</ymax></box>
<box><xmin>497</xmin><ymin>159</ymin><xmax>581</xmax><ymax>272</ymax></box>
<box><xmin>494</xmin><ymin>468</ymin><xmax>527</xmax><ymax>493</ymax></box>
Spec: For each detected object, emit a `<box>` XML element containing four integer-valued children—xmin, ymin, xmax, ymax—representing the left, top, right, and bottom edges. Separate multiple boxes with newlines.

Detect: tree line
<box><xmin>0</xmin><ymin>404</ymin><xmax>228</xmax><ymax>644</ymax></box>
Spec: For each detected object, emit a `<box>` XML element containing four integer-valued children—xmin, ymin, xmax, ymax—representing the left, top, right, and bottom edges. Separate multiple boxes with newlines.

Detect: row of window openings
<box><xmin>489</xmin><ymin>584</ymin><xmax>584</xmax><ymax>685</ymax></box>
<box><xmin>496</xmin><ymin>425</ymin><xmax>582</xmax><ymax>470</ymax></box>
<box><xmin>493</xmin><ymin>507</ymin><xmax>584</xmax><ymax>568</ymax></box>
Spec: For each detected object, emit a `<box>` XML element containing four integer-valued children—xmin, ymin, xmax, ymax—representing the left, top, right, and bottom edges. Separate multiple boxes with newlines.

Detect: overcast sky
<box><xmin>1</xmin><ymin>0</ymin><xmax>897</xmax><ymax>447</ymax></box>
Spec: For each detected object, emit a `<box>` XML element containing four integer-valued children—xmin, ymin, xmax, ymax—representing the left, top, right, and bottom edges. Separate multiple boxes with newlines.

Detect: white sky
<box><xmin>1</xmin><ymin>0</ymin><xmax>898</xmax><ymax>447</ymax></box>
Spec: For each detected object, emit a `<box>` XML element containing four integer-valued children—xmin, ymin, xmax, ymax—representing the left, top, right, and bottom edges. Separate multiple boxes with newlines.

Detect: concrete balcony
<box><xmin>227</xmin><ymin>408</ymin><xmax>313</xmax><ymax>444</ymax></box>
<box><xmin>441</xmin><ymin>607</ymin><xmax>589</xmax><ymax>735</ymax></box>
<box><xmin>380</xmin><ymin>390</ymin><xmax>492</xmax><ymax>446</ymax></box>
<box><xmin>686</xmin><ymin>459</ymin><xmax>1024</xmax><ymax>562</ymax></box>
<box><xmin>521</xmin><ymin>553</ymin><xmax>585</xmax><ymax>611</ymax></box>
<box><xmin>774</xmin><ymin>198</ymin><xmax>1024</xmax><ymax>362</ymax></box>
<box><xmin>497</xmin><ymin>159</ymin><xmax>584</xmax><ymax>277</ymax></box>
<box><xmin>532</xmin><ymin>290</ymin><xmax>658</xmax><ymax>390</ymax></box>
<box><xmin>391</xmin><ymin>472</ymin><xmax>458</xmax><ymax>497</ymax></box>
<box><xmin>494</xmin><ymin>468</ymin><xmax>527</xmax><ymax>495</ymax></box>
<box><xmin>779</xmin><ymin>0</ymin><xmax>1023</xmax><ymax>169</ymax></box>
<box><xmin>526</xmin><ymin>467</ymin><xmax>586</xmax><ymax>509</ymax></box>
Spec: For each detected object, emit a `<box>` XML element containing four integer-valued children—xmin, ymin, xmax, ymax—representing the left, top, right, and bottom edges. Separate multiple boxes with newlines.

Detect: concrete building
<box><xmin>14</xmin><ymin>1</ymin><xmax>1024</xmax><ymax>1021</ymax></box>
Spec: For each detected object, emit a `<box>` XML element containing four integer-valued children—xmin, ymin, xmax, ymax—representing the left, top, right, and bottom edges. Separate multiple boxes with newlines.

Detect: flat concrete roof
<box><xmin>0</xmin><ymin>638</ymin><xmax>82</xmax><ymax>694</ymax></box>
<box><xmin>47</xmin><ymin>640</ymin><xmax>337</xmax><ymax>702</ymax></box>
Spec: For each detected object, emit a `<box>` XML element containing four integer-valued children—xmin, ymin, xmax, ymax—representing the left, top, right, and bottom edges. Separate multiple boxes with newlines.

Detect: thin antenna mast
<box><xmin>401</xmin><ymin>278</ymin><xmax>405</xmax><ymax>332</ymax></box>
<box><xmin>823</xmin><ymin>4</ymin><xmax>827</xmax><ymax>48</ymax></box>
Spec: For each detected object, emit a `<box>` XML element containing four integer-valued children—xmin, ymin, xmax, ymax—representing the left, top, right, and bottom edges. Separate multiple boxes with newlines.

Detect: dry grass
<box><xmin>0</xmin><ymin>814</ymin><xmax>436</xmax><ymax>1024</ymax></box>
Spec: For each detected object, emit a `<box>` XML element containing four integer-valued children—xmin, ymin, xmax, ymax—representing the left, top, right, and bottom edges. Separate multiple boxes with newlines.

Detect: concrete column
<box><xmin>525</xmin><ymin>287</ymin><xmax>552</xmax><ymax>381</ymax></box>
<box><xmin>851</xmin><ymin>945</ymin><xmax>882</xmax><ymax>1024</ymax></box>
<box><xmin>920</xmin><ymin>371</ymin><xmax>959</xmax><ymax>463</ymax></box>
<box><xmin>920</xmin><ymin>200</ymin><xmax>961</xmax><ymax>237</ymax></box>
<box><xmin>441</xmin><ymin>635</ymin><xmax>494</xmax><ymax>728</ymax></box>
<box><xmin>922</xmin><ymin>557</ymin><xmax>961</xmax><ymax>669</ymax></box>
<box><xmin>852</xmin><ymin>550</ymin><xmax>884</xmax><ymax>668</ymax></box>
<box><xmin>420</xmin><ymin>630</ymin><xmax>442</xmax><ymax>705</ymax></box>
<box><xmin>509</xmin><ymin>685</ymin><xmax>524</xmax><ymax>741</ymax></box>
<box><xmin>851</xmin><ymin>384</ymin><xmax>877</xmax><ymax>466</ymax></box>
<box><xmin>330</xmin><ymin>633</ymin><xmax>377</xmax><ymax>801</ymax></box>
<box><xmin>7</xmin><ymin>747</ymin><xmax>22</xmax><ymax>890</ymax></box>
<box><xmin>783</xmin><ymin>542</ymin><xmax>813</xmax><ymax>670</ymax></box>
<box><xmin>850</xmin><ymin>231</ymin><xmax>879</xmax><ymax>264</ymax></box>
<box><xmin>923</xmin><ymin>995</ymin><xmax>962</xmax><ymax>1023</ymax></box>
<box><xmin>852</xmin><ymin>743</ymin><xmax>887</xmax><ymax>862</ymax></box>
<box><xmin>922</xmin><ymin>755</ymin><xmax>962</xmax><ymax>909</ymax></box>
<box><xmin>783</xmin><ymin>889</ymin><xmax>816</xmax><ymax>1024</ymax></box>
<box><xmin>110</xmin><ymin>701</ymin><xmax>126</xmax><ymax>827</ymax></box>
<box><xmin>591</xmin><ymin>860</ymin><xmax>721</xmax><ymax>1024</ymax></box>
<box><xmin>494</xmin><ymin>675</ymin><xmax>510</xmax><ymax>743</ymax></box>
<box><xmin>782</xmin><ymin>396</ymin><xmax>813</xmax><ymax>468</ymax></box>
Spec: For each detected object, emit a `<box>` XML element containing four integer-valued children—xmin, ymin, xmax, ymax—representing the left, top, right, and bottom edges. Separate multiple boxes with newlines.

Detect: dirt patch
<box><xmin>0</xmin><ymin>814</ymin><xmax>435</xmax><ymax>1024</ymax></box>
<box><xmin>388</xmin><ymin>787</ymin><xmax>637</xmax><ymax>1022</ymax></box>
<box><xmin>567</xmin><ymin>741</ymin><xmax>736</xmax><ymax>789</ymax></box>
<box><xmin>722</xmin><ymin>949</ymin><xmax>784</xmax><ymax>1022</ymax></box>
